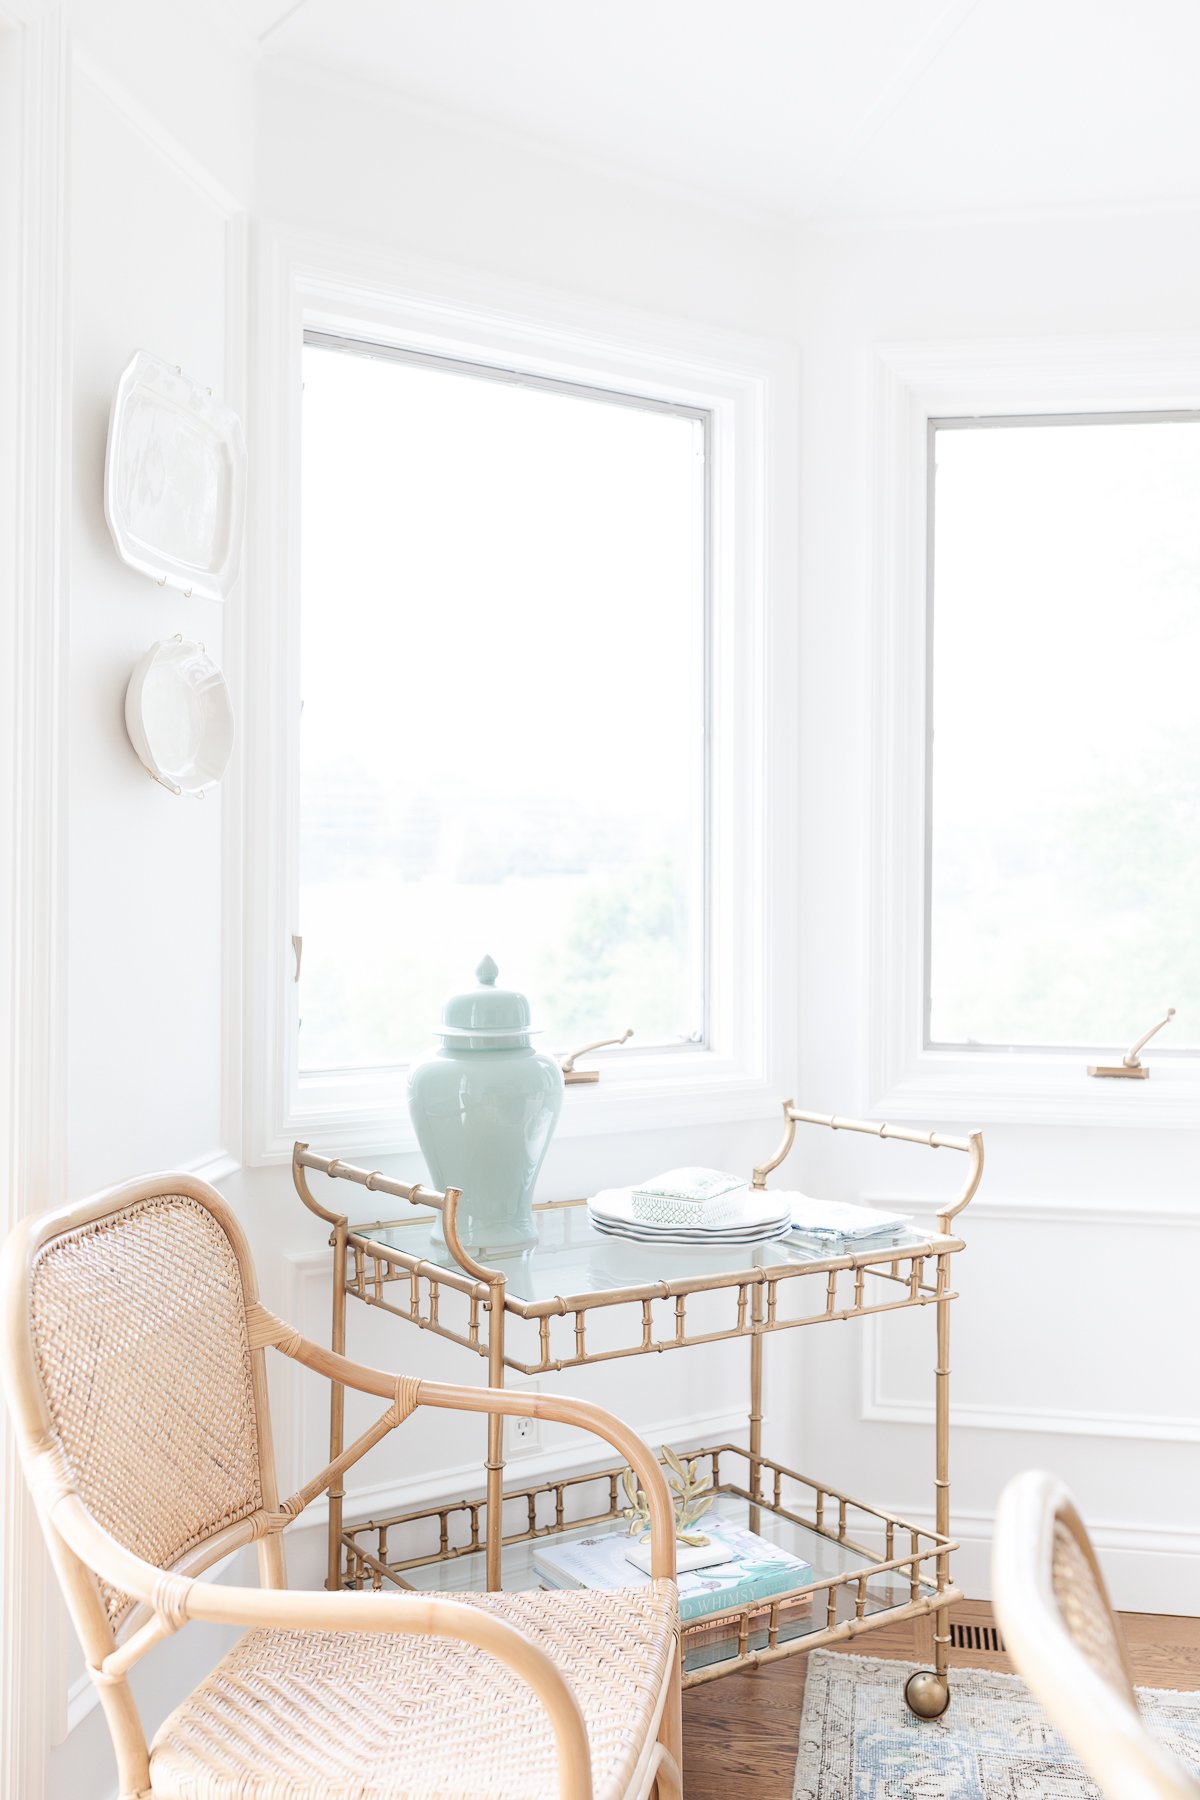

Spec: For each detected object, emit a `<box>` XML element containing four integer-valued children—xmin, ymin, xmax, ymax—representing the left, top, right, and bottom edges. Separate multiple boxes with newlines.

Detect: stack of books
<box><xmin>533</xmin><ymin>1514</ymin><xmax>814</xmax><ymax>1626</ymax></box>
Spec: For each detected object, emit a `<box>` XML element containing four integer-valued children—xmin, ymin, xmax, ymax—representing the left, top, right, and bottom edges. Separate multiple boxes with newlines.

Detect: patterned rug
<box><xmin>793</xmin><ymin>1651</ymin><xmax>1200</xmax><ymax>1799</ymax></box>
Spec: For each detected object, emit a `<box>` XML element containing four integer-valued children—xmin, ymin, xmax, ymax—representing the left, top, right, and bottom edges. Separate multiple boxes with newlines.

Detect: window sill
<box><xmin>871</xmin><ymin>1047</ymin><xmax>1200</xmax><ymax>1130</ymax></box>
<box><xmin>252</xmin><ymin>1054</ymin><xmax>784</xmax><ymax>1164</ymax></box>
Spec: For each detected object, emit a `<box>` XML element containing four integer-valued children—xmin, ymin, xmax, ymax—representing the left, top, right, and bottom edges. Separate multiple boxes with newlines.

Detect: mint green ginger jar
<box><xmin>407</xmin><ymin>956</ymin><xmax>564</xmax><ymax>1256</ymax></box>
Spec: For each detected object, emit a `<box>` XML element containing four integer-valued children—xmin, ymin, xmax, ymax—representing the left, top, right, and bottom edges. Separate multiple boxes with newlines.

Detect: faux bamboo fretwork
<box><xmin>293</xmin><ymin>1101</ymin><xmax>983</xmax><ymax>1715</ymax></box>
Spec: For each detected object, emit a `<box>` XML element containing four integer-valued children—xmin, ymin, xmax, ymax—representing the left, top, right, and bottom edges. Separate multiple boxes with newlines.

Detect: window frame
<box><xmin>925</xmin><ymin>406</ymin><xmax>1200</xmax><ymax>1060</ymax></box>
<box><xmin>244</xmin><ymin>227</ymin><xmax>799</xmax><ymax>1163</ymax></box>
<box><xmin>296</xmin><ymin>327</ymin><xmax>714</xmax><ymax>1077</ymax></box>
<box><xmin>869</xmin><ymin>333</ymin><xmax>1200</xmax><ymax>1129</ymax></box>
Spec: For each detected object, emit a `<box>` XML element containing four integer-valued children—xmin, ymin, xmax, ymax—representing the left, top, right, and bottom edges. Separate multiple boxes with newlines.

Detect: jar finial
<box><xmin>476</xmin><ymin>954</ymin><xmax>499</xmax><ymax>987</ymax></box>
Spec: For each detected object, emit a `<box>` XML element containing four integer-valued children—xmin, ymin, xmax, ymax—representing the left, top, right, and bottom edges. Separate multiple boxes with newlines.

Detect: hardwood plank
<box><xmin>679</xmin><ymin>1602</ymin><xmax>1200</xmax><ymax>1797</ymax></box>
<box><xmin>1119</xmin><ymin>1609</ymin><xmax>1200</xmax><ymax>1692</ymax></box>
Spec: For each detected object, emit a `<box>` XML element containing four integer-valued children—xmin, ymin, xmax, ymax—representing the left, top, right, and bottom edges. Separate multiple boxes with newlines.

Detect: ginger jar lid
<box><xmin>435</xmin><ymin>956</ymin><xmax>540</xmax><ymax>1047</ymax></box>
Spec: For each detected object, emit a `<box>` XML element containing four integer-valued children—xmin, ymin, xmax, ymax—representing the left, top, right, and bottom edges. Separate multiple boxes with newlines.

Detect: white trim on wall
<box><xmin>245</xmin><ymin>225</ymin><xmax>800</xmax><ymax>1164</ymax></box>
<box><xmin>872</xmin><ymin>1503</ymin><xmax>1200</xmax><ymax>1614</ymax></box>
<box><xmin>859</xmin><ymin>1191</ymin><xmax>1200</xmax><ymax>1442</ymax></box>
<box><xmin>862</xmin><ymin>1322</ymin><xmax>1200</xmax><ymax>1445</ymax></box>
<box><xmin>291</xmin><ymin>1402</ymin><xmax>753</xmax><ymax>1534</ymax></box>
<box><xmin>279</xmin><ymin>1248</ymin><xmax>751</xmax><ymax>1527</ymax></box>
<box><xmin>867</xmin><ymin>331</ymin><xmax>1200</xmax><ymax>1128</ymax></box>
<box><xmin>219</xmin><ymin>204</ymin><xmax>249</xmax><ymax>1183</ymax></box>
<box><xmin>0</xmin><ymin>10</ymin><xmax>72</xmax><ymax>1793</ymax></box>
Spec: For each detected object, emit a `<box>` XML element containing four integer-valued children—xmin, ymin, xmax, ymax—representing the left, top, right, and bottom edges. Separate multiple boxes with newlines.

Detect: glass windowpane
<box><xmin>299</xmin><ymin>340</ymin><xmax>707</xmax><ymax>1071</ymax></box>
<box><xmin>929</xmin><ymin>414</ymin><xmax>1200</xmax><ymax>1049</ymax></box>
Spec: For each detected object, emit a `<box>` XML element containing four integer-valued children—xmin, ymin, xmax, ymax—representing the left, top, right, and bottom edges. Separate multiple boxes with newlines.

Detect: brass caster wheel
<box><xmin>904</xmin><ymin>1670</ymin><xmax>950</xmax><ymax>1719</ymax></box>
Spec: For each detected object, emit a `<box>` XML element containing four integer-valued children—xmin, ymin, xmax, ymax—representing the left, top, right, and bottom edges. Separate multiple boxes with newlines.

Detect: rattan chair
<box><xmin>1</xmin><ymin>1173</ymin><xmax>682</xmax><ymax>1800</ymax></box>
<box><xmin>992</xmin><ymin>1470</ymin><xmax>1197</xmax><ymax>1800</ymax></box>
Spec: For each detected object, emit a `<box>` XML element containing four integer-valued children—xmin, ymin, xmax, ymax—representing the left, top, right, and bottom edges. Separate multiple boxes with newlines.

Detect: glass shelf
<box><xmin>351</xmin><ymin>1199</ymin><xmax>955</xmax><ymax>1310</ymax></box>
<box><xmin>361</xmin><ymin>1491</ymin><xmax>929</xmax><ymax>1677</ymax></box>
<box><xmin>297</xmin><ymin>1140</ymin><xmax>965</xmax><ymax>1693</ymax></box>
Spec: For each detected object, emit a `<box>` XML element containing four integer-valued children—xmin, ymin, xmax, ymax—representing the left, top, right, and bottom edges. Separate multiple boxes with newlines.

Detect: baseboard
<box><xmin>899</xmin><ymin>1505</ymin><xmax>1200</xmax><ymax>1617</ymax></box>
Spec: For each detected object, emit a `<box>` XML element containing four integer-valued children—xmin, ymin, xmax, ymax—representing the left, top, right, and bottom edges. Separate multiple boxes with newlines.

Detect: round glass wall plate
<box><xmin>124</xmin><ymin>637</ymin><xmax>234</xmax><ymax>797</ymax></box>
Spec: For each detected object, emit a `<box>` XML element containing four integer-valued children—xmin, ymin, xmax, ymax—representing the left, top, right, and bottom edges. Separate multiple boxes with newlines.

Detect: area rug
<box><xmin>793</xmin><ymin>1651</ymin><xmax>1200</xmax><ymax>1799</ymax></box>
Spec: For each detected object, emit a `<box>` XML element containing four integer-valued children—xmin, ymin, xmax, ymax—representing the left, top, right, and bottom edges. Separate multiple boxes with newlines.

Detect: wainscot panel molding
<box><xmin>862</xmin><ymin>1319</ymin><xmax>1200</xmax><ymax>1445</ymax></box>
<box><xmin>245</xmin><ymin>223</ymin><xmax>800</xmax><ymax>1164</ymax></box>
<box><xmin>867</xmin><ymin>331</ymin><xmax>1200</xmax><ymax>1129</ymax></box>
<box><xmin>858</xmin><ymin>1190</ymin><xmax>1200</xmax><ymax>1443</ymax></box>
<box><xmin>1</xmin><ymin>10</ymin><xmax>72</xmax><ymax>1795</ymax></box>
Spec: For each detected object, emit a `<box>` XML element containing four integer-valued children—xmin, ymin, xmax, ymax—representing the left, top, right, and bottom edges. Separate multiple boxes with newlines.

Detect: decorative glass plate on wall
<box><xmin>104</xmin><ymin>350</ymin><xmax>246</xmax><ymax>600</ymax></box>
<box><xmin>124</xmin><ymin>636</ymin><xmax>234</xmax><ymax>797</ymax></box>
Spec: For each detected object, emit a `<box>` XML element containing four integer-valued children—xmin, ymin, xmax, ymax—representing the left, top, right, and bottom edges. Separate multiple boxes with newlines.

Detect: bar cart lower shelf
<box><xmin>293</xmin><ymin>1101</ymin><xmax>984</xmax><ymax>1718</ymax></box>
<box><xmin>337</xmin><ymin>1443</ymin><xmax>955</xmax><ymax>1697</ymax></box>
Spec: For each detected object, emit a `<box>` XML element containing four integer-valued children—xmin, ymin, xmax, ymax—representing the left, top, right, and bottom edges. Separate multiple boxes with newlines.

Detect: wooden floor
<box><xmin>680</xmin><ymin>1599</ymin><xmax>1200</xmax><ymax>1799</ymax></box>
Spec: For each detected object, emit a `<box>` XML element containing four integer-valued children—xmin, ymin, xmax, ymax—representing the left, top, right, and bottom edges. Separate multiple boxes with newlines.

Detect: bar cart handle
<box><xmin>749</xmin><ymin>1101</ymin><xmax>984</xmax><ymax>1237</ymax></box>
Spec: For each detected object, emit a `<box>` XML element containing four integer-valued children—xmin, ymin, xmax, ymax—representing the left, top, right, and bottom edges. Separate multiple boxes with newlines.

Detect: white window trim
<box><xmin>244</xmin><ymin>225</ymin><xmax>799</xmax><ymax>1164</ymax></box>
<box><xmin>868</xmin><ymin>331</ymin><xmax>1200</xmax><ymax>1129</ymax></box>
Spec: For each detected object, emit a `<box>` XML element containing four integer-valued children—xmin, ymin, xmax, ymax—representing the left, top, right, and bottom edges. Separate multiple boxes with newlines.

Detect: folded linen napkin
<box><xmin>781</xmin><ymin>1195</ymin><xmax>912</xmax><ymax>1241</ymax></box>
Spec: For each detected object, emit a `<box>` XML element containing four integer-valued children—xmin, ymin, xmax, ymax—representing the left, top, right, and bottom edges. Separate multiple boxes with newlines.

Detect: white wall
<box><xmin>59</xmin><ymin>0</ymin><xmax>252</xmax><ymax>195</ymax></box>
<box><xmin>50</xmin><ymin>60</ymin><xmax>250</xmax><ymax>1800</ymax></box>
<box><xmin>67</xmin><ymin>73</ymin><xmax>236</xmax><ymax>1191</ymax></box>
<box><xmin>226</xmin><ymin>42</ymin><xmax>808</xmax><ymax>1649</ymax></box>
<box><xmin>254</xmin><ymin>58</ymin><xmax>799</xmax><ymax>338</ymax></box>
<box><xmin>787</xmin><ymin>209</ymin><xmax>1200</xmax><ymax>1612</ymax></box>
<box><xmin>0</xmin><ymin>8</ymin><xmax>253</xmax><ymax>1796</ymax></box>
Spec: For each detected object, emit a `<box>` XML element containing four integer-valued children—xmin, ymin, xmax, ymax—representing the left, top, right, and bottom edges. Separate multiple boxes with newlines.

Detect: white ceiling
<box><xmin>248</xmin><ymin>0</ymin><xmax>1200</xmax><ymax>223</ymax></box>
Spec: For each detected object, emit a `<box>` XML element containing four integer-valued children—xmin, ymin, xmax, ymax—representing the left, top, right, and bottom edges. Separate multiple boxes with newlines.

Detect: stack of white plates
<box><xmin>587</xmin><ymin>1185</ymin><xmax>793</xmax><ymax>1247</ymax></box>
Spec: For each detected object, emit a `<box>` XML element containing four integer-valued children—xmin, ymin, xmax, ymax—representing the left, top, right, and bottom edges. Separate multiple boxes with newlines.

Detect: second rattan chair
<box><xmin>993</xmin><ymin>1469</ymin><xmax>1197</xmax><ymax>1800</ymax></box>
<box><xmin>1</xmin><ymin>1173</ymin><xmax>682</xmax><ymax>1800</ymax></box>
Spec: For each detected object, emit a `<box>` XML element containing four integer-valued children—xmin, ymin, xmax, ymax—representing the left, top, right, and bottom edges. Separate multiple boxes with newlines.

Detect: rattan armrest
<box><xmin>257</xmin><ymin>1314</ymin><xmax>678</xmax><ymax>1581</ymax></box>
<box><xmin>414</xmin><ymin>1375</ymin><xmax>678</xmax><ymax>1578</ymax></box>
<box><xmin>49</xmin><ymin>1491</ymin><xmax>595</xmax><ymax>1798</ymax></box>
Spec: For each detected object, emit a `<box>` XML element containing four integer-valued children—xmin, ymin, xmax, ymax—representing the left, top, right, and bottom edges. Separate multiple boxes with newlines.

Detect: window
<box><xmin>928</xmin><ymin>412</ymin><xmax>1200</xmax><ymax>1052</ymax></box>
<box><xmin>248</xmin><ymin>241</ymin><xmax>793</xmax><ymax>1159</ymax></box>
<box><xmin>298</xmin><ymin>335</ymin><xmax>708</xmax><ymax>1073</ymax></box>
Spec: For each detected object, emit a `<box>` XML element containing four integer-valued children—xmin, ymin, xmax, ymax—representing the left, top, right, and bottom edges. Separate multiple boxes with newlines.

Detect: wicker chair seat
<box><xmin>150</xmin><ymin>1583</ymin><xmax>677</xmax><ymax>1800</ymax></box>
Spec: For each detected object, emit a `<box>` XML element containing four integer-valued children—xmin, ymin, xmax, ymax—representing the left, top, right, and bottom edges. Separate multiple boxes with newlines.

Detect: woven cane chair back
<box><xmin>1049</xmin><ymin>1513</ymin><xmax>1137</xmax><ymax>1703</ymax></box>
<box><xmin>994</xmin><ymin>1470</ymin><xmax>1199</xmax><ymax>1800</ymax></box>
<box><xmin>5</xmin><ymin>1176</ymin><xmax>276</xmax><ymax>1651</ymax></box>
<box><xmin>27</xmin><ymin>1190</ymin><xmax>264</xmax><ymax>1627</ymax></box>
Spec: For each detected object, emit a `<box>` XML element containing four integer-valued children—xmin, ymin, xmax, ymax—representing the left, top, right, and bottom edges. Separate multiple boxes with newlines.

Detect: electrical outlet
<box><xmin>506</xmin><ymin>1381</ymin><xmax>541</xmax><ymax>1456</ymax></box>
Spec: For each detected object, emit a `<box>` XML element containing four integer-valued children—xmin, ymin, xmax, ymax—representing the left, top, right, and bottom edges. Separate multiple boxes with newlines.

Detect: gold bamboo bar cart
<box><xmin>293</xmin><ymin>1101</ymin><xmax>983</xmax><ymax>1717</ymax></box>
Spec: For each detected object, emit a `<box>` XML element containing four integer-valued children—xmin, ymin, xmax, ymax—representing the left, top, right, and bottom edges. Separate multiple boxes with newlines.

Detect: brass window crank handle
<box><xmin>560</xmin><ymin>1028</ymin><xmax>634</xmax><ymax>1084</ymax></box>
<box><xmin>1088</xmin><ymin>1007</ymin><xmax>1174</xmax><ymax>1079</ymax></box>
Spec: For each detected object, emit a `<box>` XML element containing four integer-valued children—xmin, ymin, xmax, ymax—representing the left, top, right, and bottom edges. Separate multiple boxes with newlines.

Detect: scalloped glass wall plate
<box><xmin>104</xmin><ymin>350</ymin><xmax>246</xmax><ymax>600</ymax></box>
<box><xmin>124</xmin><ymin>637</ymin><xmax>234</xmax><ymax>797</ymax></box>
